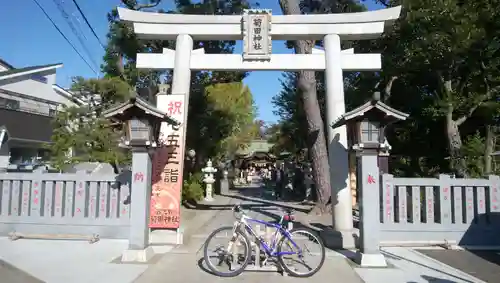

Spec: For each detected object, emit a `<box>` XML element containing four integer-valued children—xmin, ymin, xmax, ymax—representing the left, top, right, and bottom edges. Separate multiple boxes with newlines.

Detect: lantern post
<box><xmin>331</xmin><ymin>92</ymin><xmax>409</xmax><ymax>267</ymax></box>
<box><xmin>103</xmin><ymin>95</ymin><xmax>178</xmax><ymax>262</ymax></box>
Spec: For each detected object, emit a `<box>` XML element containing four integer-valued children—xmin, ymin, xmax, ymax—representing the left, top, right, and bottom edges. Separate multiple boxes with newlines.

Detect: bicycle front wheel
<box><xmin>277</xmin><ymin>228</ymin><xmax>326</xmax><ymax>277</ymax></box>
<box><xmin>203</xmin><ymin>226</ymin><xmax>251</xmax><ymax>277</ymax></box>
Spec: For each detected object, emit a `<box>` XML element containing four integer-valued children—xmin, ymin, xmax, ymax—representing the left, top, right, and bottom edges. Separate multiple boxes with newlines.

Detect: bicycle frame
<box><xmin>235</xmin><ymin>214</ymin><xmax>302</xmax><ymax>257</ymax></box>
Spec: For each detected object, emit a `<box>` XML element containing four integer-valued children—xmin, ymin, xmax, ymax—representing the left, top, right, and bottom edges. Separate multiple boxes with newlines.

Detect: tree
<box><xmin>367</xmin><ymin>0</ymin><xmax>500</xmax><ymax>177</ymax></box>
<box><xmin>279</xmin><ymin>0</ymin><xmax>331</xmax><ymax>213</ymax></box>
<box><xmin>48</xmin><ymin>77</ymin><xmax>132</xmax><ymax>170</ymax></box>
<box><xmin>275</xmin><ymin>0</ymin><xmax>500</xmax><ymax>180</ymax></box>
<box><xmin>101</xmin><ymin>0</ymin><xmax>261</xmax><ymax>167</ymax></box>
<box><xmin>277</xmin><ymin>0</ymin><xmax>366</xmax><ymax>213</ymax></box>
<box><xmin>337</xmin><ymin>0</ymin><xmax>500</xmax><ymax>178</ymax></box>
<box><xmin>188</xmin><ymin>82</ymin><xmax>259</xmax><ymax>163</ymax></box>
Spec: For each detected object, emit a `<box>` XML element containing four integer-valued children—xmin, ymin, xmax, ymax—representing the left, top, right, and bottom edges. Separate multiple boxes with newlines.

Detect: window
<box><xmin>0</xmin><ymin>97</ymin><xmax>20</xmax><ymax>110</ymax></box>
<box><xmin>360</xmin><ymin>121</ymin><xmax>380</xmax><ymax>143</ymax></box>
<box><xmin>49</xmin><ymin>109</ymin><xmax>57</xmax><ymax>117</ymax></box>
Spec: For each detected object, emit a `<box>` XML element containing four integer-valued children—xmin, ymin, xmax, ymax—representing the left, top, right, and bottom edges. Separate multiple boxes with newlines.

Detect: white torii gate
<box><xmin>118</xmin><ymin>6</ymin><xmax>401</xmax><ymax>241</ymax></box>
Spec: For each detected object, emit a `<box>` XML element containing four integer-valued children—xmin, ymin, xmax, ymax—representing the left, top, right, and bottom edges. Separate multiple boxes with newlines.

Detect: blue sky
<box><xmin>0</xmin><ymin>0</ymin><xmax>381</xmax><ymax>123</ymax></box>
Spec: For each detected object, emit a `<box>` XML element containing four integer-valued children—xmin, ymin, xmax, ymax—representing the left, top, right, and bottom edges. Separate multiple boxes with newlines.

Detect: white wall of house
<box><xmin>0</xmin><ymin>64</ymin><xmax>80</xmax><ymax>170</ymax></box>
<box><xmin>0</xmin><ymin>70</ymin><xmax>77</xmax><ymax>107</ymax></box>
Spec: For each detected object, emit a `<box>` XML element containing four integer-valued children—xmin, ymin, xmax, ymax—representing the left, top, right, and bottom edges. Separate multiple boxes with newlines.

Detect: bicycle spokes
<box><xmin>279</xmin><ymin>229</ymin><xmax>324</xmax><ymax>276</ymax></box>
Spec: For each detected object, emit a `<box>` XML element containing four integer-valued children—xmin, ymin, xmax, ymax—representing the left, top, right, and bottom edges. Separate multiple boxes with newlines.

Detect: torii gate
<box><xmin>118</xmin><ymin>6</ymin><xmax>401</xmax><ymax>241</ymax></box>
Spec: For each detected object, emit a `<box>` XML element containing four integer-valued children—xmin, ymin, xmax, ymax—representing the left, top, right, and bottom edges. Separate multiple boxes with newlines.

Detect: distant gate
<box><xmin>0</xmin><ymin>172</ymin><xmax>130</xmax><ymax>239</ymax></box>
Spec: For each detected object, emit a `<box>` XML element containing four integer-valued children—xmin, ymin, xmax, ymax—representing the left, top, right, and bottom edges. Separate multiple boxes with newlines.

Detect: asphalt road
<box><xmin>417</xmin><ymin>249</ymin><xmax>500</xmax><ymax>283</ymax></box>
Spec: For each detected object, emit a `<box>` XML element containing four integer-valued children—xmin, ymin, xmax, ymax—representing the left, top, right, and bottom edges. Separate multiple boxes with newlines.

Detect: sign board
<box><xmin>242</xmin><ymin>9</ymin><xmax>272</xmax><ymax>61</ymax></box>
<box><xmin>149</xmin><ymin>93</ymin><xmax>186</xmax><ymax>228</ymax></box>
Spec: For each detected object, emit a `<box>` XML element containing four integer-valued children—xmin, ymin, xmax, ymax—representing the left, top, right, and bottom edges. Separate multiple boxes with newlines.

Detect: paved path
<box><xmin>133</xmin><ymin>185</ymin><xmax>364</xmax><ymax>283</ymax></box>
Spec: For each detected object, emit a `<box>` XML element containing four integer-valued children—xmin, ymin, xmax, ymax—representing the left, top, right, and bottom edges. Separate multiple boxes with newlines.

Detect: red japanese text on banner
<box><xmin>149</xmin><ymin>94</ymin><xmax>186</xmax><ymax>228</ymax></box>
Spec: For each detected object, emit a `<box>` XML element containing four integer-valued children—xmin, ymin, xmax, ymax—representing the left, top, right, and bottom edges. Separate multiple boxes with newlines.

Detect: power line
<box><xmin>52</xmin><ymin>0</ymin><xmax>100</xmax><ymax>72</ymax></box>
<box><xmin>71</xmin><ymin>0</ymin><xmax>105</xmax><ymax>49</ymax></box>
<box><xmin>31</xmin><ymin>0</ymin><xmax>98</xmax><ymax>75</ymax></box>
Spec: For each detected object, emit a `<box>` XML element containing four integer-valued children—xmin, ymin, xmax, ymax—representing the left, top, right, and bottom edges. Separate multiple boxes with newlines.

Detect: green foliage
<box><xmin>461</xmin><ymin>133</ymin><xmax>486</xmax><ymax>177</ymax></box>
<box><xmin>270</xmin><ymin>71</ymin><xmax>327</xmax><ymax>155</ymax></box>
<box><xmin>47</xmin><ymin>77</ymin><xmax>132</xmax><ymax>170</ymax></box>
<box><xmin>274</xmin><ymin>0</ymin><xmax>500</xmax><ymax>178</ymax></box>
<box><xmin>71</xmin><ymin>76</ymin><xmax>131</xmax><ymax>108</ymax></box>
<box><xmin>182</xmin><ymin>172</ymin><xmax>204</xmax><ymax>203</ymax></box>
<box><xmin>101</xmin><ymin>0</ymin><xmax>261</xmax><ymax>172</ymax></box>
<box><xmin>203</xmin><ymin>82</ymin><xmax>259</xmax><ymax>157</ymax></box>
<box><xmin>377</xmin><ymin>0</ymin><xmax>500</xmax><ymax>177</ymax></box>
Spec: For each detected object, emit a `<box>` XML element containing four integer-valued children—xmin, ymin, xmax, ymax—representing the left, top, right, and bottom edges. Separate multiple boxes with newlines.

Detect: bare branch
<box><xmin>456</xmin><ymin>62</ymin><xmax>496</xmax><ymax>126</ymax></box>
<box><xmin>384</xmin><ymin>76</ymin><xmax>398</xmax><ymax>101</ymax></box>
<box><xmin>135</xmin><ymin>2</ymin><xmax>161</xmax><ymax>11</ymax></box>
<box><xmin>456</xmin><ymin>102</ymin><xmax>481</xmax><ymax>126</ymax></box>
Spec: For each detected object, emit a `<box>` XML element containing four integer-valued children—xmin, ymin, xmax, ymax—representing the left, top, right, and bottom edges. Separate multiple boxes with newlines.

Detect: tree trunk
<box><xmin>484</xmin><ymin>125</ymin><xmax>495</xmax><ymax>175</ymax></box>
<box><xmin>280</xmin><ymin>0</ymin><xmax>332</xmax><ymax>213</ymax></box>
<box><xmin>445</xmin><ymin>104</ymin><xmax>467</xmax><ymax>177</ymax></box>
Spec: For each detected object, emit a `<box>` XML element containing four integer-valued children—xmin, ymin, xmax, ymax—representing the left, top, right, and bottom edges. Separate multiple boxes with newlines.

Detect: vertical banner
<box><xmin>150</xmin><ymin>93</ymin><xmax>186</xmax><ymax>228</ymax></box>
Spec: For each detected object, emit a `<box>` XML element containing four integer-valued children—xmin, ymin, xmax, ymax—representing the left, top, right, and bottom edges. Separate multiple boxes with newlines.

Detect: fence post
<box><xmin>489</xmin><ymin>175</ymin><xmax>500</xmax><ymax>213</ymax></box>
<box><xmin>382</xmin><ymin>174</ymin><xmax>394</xmax><ymax>224</ymax></box>
<box><xmin>355</xmin><ymin>151</ymin><xmax>387</xmax><ymax>267</ymax></box>
<box><xmin>438</xmin><ymin>174</ymin><xmax>452</xmax><ymax>224</ymax></box>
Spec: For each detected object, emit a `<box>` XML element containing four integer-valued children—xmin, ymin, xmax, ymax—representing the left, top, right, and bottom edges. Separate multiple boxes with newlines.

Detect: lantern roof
<box><xmin>331</xmin><ymin>92</ymin><xmax>409</xmax><ymax>129</ymax></box>
<box><xmin>102</xmin><ymin>94</ymin><xmax>179</xmax><ymax>125</ymax></box>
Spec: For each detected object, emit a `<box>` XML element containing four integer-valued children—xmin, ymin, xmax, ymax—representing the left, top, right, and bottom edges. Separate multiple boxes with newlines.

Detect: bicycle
<box><xmin>203</xmin><ymin>204</ymin><xmax>326</xmax><ymax>277</ymax></box>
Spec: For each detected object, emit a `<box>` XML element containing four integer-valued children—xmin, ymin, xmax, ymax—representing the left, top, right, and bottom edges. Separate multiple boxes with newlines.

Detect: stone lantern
<box><xmin>102</xmin><ymin>94</ymin><xmax>179</xmax><ymax>262</ymax></box>
<box><xmin>202</xmin><ymin>159</ymin><xmax>217</xmax><ymax>201</ymax></box>
<box><xmin>331</xmin><ymin>92</ymin><xmax>408</xmax><ymax>267</ymax></box>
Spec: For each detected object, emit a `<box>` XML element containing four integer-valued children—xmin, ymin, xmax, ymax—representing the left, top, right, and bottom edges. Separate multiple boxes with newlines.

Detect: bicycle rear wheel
<box><xmin>203</xmin><ymin>226</ymin><xmax>251</xmax><ymax>277</ymax></box>
<box><xmin>277</xmin><ymin>228</ymin><xmax>325</xmax><ymax>277</ymax></box>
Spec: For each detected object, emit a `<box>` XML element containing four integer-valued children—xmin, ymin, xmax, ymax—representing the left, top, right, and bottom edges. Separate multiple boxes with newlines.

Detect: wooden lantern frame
<box><xmin>102</xmin><ymin>95</ymin><xmax>179</xmax><ymax>147</ymax></box>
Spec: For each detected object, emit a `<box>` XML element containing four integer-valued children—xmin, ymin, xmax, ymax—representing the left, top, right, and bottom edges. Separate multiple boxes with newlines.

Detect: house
<box><xmin>0</xmin><ymin>58</ymin><xmax>83</xmax><ymax>170</ymax></box>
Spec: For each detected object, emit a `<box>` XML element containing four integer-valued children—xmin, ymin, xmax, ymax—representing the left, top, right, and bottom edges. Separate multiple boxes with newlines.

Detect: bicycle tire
<box><xmin>203</xmin><ymin>226</ymin><xmax>251</xmax><ymax>277</ymax></box>
<box><xmin>276</xmin><ymin>228</ymin><xmax>326</xmax><ymax>277</ymax></box>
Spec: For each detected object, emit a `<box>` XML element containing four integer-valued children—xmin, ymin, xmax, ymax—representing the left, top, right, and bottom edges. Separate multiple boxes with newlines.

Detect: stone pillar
<box><xmin>122</xmin><ymin>148</ymin><xmax>154</xmax><ymax>262</ymax></box>
<box><xmin>172</xmin><ymin>34</ymin><xmax>193</xmax><ymax>99</ymax></box>
<box><xmin>324</xmin><ymin>34</ymin><xmax>353</xmax><ymax>232</ymax></box>
<box><xmin>355</xmin><ymin>148</ymin><xmax>386</xmax><ymax>267</ymax></box>
<box><xmin>168</xmin><ymin>34</ymin><xmax>193</xmax><ymax>243</ymax></box>
<box><xmin>171</xmin><ymin>34</ymin><xmax>194</xmax><ymax>156</ymax></box>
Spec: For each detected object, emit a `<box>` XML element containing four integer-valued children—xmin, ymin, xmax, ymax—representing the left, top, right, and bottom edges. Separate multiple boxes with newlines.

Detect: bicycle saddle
<box><xmin>233</xmin><ymin>204</ymin><xmax>242</xmax><ymax>213</ymax></box>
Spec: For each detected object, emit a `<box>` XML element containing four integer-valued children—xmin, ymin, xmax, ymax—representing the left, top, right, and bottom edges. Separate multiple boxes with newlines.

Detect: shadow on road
<box><xmin>382</xmin><ymin>251</ymin><xmax>475</xmax><ymax>283</ymax></box>
<box><xmin>197</xmin><ymin>257</ymin><xmax>217</xmax><ymax>276</ymax></box>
